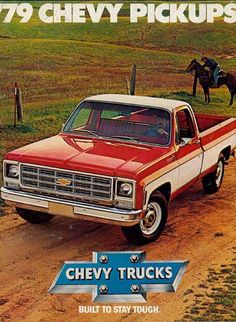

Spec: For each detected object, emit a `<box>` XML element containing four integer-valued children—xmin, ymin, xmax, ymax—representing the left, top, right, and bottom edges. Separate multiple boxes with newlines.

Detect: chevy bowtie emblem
<box><xmin>56</xmin><ymin>178</ymin><xmax>72</xmax><ymax>186</ymax></box>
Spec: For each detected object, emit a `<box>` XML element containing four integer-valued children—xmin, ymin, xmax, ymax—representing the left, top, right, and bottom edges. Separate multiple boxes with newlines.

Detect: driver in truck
<box><xmin>145</xmin><ymin>110</ymin><xmax>170</xmax><ymax>138</ymax></box>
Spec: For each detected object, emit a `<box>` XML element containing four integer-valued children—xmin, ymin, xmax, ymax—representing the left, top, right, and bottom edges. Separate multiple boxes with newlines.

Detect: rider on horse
<box><xmin>186</xmin><ymin>58</ymin><xmax>236</xmax><ymax>105</ymax></box>
<box><xmin>201</xmin><ymin>56</ymin><xmax>221</xmax><ymax>87</ymax></box>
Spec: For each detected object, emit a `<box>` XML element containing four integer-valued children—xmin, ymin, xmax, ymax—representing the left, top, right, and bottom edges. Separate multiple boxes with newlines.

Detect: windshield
<box><xmin>63</xmin><ymin>101</ymin><xmax>171</xmax><ymax>146</ymax></box>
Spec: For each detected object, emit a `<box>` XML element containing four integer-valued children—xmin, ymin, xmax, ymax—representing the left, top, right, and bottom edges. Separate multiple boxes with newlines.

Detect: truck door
<box><xmin>175</xmin><ymin>107</ymin><xmax>203</xmax><ymax>190</ymax></box>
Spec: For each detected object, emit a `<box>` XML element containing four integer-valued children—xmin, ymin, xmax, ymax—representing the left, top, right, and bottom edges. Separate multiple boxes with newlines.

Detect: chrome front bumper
<box><xmin>1</xmin><ymin>187</ymin><xmax>142</xmax><ymax>226</ymax></box>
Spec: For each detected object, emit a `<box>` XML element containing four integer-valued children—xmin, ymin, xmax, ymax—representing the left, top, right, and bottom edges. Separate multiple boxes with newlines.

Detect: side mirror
<box><xmin>180</xmin><ymin>138</ymin><xmax>191</xmax><ymax>147</ymax></box>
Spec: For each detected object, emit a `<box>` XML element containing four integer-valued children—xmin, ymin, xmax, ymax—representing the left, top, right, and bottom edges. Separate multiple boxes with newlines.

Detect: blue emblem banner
<box><xmin>49</xmin><ymin>251</ymin><xmax>189</xmax><ymax>302</ymax></box>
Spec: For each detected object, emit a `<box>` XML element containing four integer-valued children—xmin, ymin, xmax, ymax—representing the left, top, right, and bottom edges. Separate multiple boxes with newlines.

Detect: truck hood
<box><xmin>6</xmin><ymin>134</ymin><xmax>172</xmax><ymax>179</ymax></box>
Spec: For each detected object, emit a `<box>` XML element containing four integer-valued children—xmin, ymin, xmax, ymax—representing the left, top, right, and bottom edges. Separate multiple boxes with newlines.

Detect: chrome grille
<box><xmin>20</xmin><ymin>164</ymin><xmax>113</xmax><ymax>201</ymax></box>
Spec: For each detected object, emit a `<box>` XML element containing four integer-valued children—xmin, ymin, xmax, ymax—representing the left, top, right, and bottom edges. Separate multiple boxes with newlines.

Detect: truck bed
<box><xmin>195</xmin><ymin>113</ymin><xmax>230</xmax><ymax>133</ymax></box>
<box><xmin>197</xmin><ymin>113</ymin><xmax>236</xmax><ymax>147</ymax></box>
<box><xmin>198</xmin><ymin>114</ymin><xmax>236</xmax><ymax>173</ymax></box>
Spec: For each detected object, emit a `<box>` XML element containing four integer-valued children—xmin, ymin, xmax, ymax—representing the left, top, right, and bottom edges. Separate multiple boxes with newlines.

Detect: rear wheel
<box><xmin>121</xmin><ymin>192</ymin><xmax>168</xmax><ymax>245</ymax></box>
<box><xmin>16</xmin><ymin>207</ymin><xmax>54</xmax><ymax>224</ymax></box>
<box><xmin>202</xmin><ymin>154</ymin><xmax>225</xmax><ymax>194</ymax></box>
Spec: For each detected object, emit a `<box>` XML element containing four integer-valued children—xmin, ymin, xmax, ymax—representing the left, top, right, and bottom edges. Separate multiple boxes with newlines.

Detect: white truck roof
<box><xmin>85</xmin><ymin>94</ymin><xmax>189</xmax><ymax>112</ymax></box>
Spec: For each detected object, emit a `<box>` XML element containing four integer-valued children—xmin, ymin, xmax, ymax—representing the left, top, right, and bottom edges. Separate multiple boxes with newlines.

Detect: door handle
<box><xmin>192</xmin><ymin>139</ymin><xmax>200</xmax><ymax>144</ymax></box>
<box><xmin>167</xmin><ymin>155</ymin><xmax>175</xmax><ymax>163</ymax></box>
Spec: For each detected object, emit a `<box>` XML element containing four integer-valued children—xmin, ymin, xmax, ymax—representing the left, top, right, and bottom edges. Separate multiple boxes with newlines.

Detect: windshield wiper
<box><xmin>71</xmin><ymin>129</ymin><xmax>101</xmax><ymax>138</ymax></box>
<box><xmin>71</xmin><ymin>130</ymin><xmax>138</xmax><ymax>142</ymax></box>
<box><xmin>112</xmin><ymin>135</ymin><xmax>139</xmax><ymax>142</ymax></box>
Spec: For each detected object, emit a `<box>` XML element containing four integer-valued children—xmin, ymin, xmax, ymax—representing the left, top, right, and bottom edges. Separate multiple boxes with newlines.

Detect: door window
<box><xmin>176</xmin><ymin>109</ymin><xmax>195</xmax><ymax>144</ymax></box>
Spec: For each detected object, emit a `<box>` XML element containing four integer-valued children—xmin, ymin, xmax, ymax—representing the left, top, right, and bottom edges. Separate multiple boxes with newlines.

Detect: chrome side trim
<box><xmin>1</xmin><ymin>187</ymin><xmax>142</xmax><ymax>227</ymax></box>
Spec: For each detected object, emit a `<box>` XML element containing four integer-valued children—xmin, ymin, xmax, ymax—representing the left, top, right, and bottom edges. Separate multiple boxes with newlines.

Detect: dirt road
<box><xmin>0</xmin><ymin>158</ymin><xmax>235</xmax><ymax>322</ymax></box>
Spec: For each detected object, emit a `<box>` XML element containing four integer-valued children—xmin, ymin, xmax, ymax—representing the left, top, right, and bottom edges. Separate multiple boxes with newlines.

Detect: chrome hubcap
<box><xmin>216</xmin><ymin>160</ymin><xmax>223</xmax><ymax>186</ymax></box>
<box><xmin>140</xmin><ymin>202</ymin><xmax>162</xmax><ymax>235</ymax></box>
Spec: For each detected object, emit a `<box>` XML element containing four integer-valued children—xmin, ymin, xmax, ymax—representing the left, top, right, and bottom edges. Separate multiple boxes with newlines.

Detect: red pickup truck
<box><xmin>1</xmin><ymin>95</ymin><xmax>236</xmax><ymax>244</ymax></box>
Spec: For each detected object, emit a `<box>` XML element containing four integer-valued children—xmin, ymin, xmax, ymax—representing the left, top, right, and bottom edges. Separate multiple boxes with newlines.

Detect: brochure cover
<box><xmin>0</xmin><ymin>1</ymin><xmax>235</xmax><ymax>321</ymax></box>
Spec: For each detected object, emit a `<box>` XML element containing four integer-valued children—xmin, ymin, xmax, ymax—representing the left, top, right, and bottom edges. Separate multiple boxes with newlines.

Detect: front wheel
<box><xmin>16</xmin><ymin>207</ymin><xmax>54</xmax><ymax>224</ymax></box>
<box><xmin>202</xmin><ymin>154</ymin><xmax>225</xmax><ymax>194</ymax></box>
<box><xmin>121</xmin><ymin>192</ymin><xmax>168</xmax><ymax>245</ymax></box>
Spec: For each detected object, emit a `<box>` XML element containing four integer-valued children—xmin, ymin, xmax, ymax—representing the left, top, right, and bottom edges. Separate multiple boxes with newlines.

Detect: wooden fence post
<box><xmin>192</xmin><ymin>72</ymin><xmax>198</xmax><ymax>97</ymax></box>
<box><xmin>130</xmin><ymin>64</ymin><xmax>136</xmax><ymax>95</ymax></box>
<box><xmin>14</xmin><ymin>82</ymin><xmax>23</xmax><ymax>125</ymax></box>
<box><xmin>125</xmin><ymin>77</ymin><xmax>130</xmax><ymax>95</ymax></box>
<box><xmin>14</xmin><ymin>84</ymin><xmax>17</xmax><ymax>127</ymax></box>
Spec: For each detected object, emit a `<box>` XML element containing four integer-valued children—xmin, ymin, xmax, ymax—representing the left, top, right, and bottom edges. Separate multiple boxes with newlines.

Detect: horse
<box><xmin>186</xmin><ymin>59</ymin><xmax>236</xmax><ymax>106</ymax></box>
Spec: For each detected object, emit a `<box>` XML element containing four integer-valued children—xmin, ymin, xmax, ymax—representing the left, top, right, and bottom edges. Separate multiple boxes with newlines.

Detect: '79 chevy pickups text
<box><xmin>1</xmin><ymin>95</ymin><xmax>236</xmax><ymax>244</ymax></box>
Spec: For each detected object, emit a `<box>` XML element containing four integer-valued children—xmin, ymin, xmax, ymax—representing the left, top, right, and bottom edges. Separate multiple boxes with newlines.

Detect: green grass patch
<box><xmin>183</xmin><ymin>264</ymin><xmax>236</xmax><ymax>321</ymax></box>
